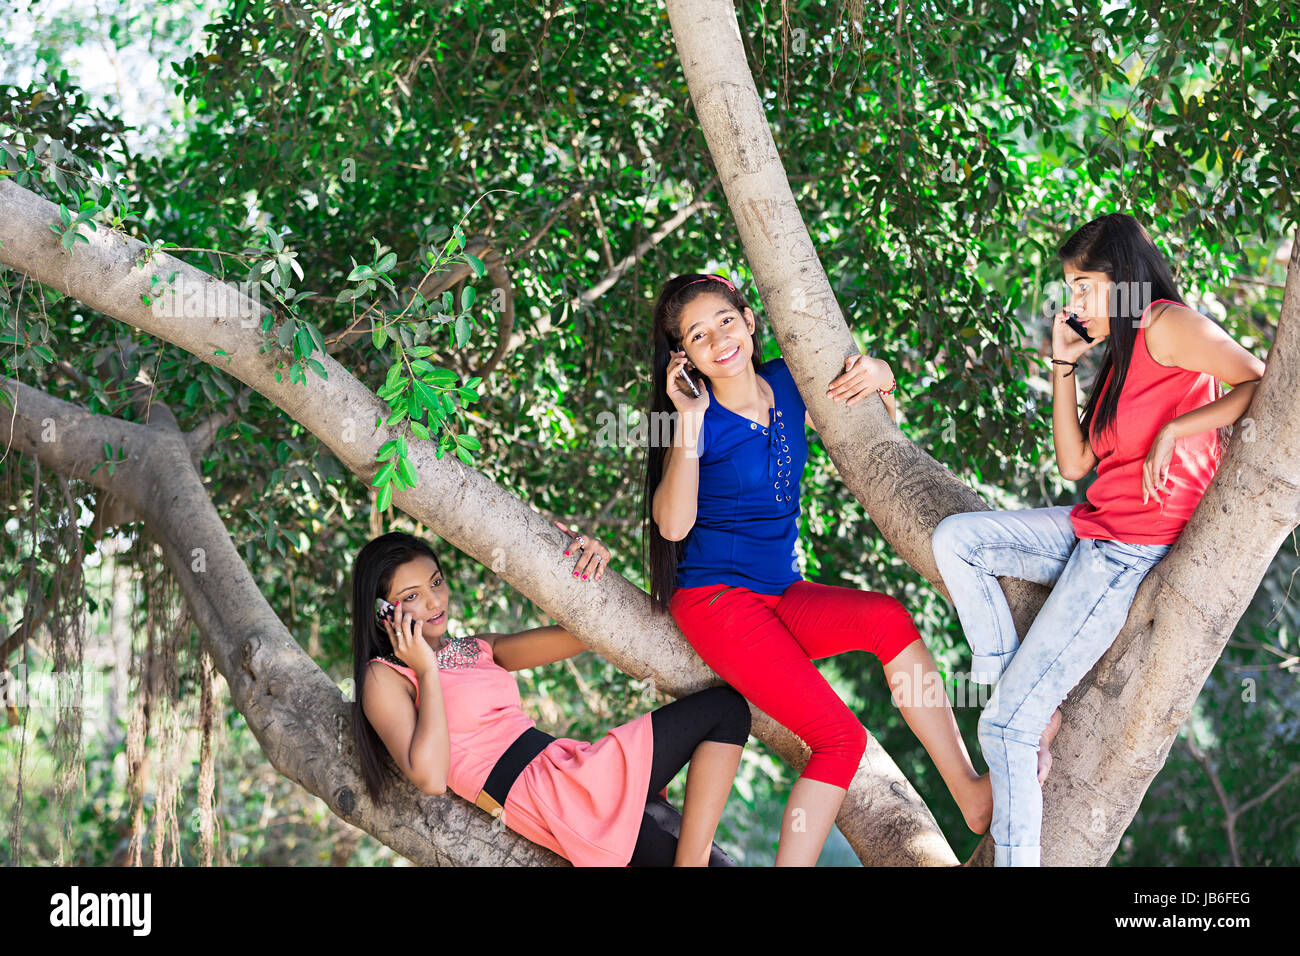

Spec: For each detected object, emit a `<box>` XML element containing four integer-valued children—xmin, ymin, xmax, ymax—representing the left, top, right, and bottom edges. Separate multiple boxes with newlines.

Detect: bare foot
<box><xmin>957</xmin><ymin>773</ymin><xmax>993</xmax><ymax>834</ymax></box>
<box><xmin>1037</xmin><ymin>709</ymin><xmax>1062</xmax><ymax>784</ymax></box>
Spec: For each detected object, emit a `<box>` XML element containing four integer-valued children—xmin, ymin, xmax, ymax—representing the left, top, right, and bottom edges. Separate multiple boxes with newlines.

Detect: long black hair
<box><xmin>1058</xmin><ymin>213</ymin><xmax>1192</xmax><ymax>443</ymax></box>
<box><xmin>640</xmin><ymin>274</ymin><xmax>766</xmax><ymax>613</ymax></box>
<box><xmin>349</xmin><ymin>530</ymin><xmax>445</xmax><ymax>805</ymax></box>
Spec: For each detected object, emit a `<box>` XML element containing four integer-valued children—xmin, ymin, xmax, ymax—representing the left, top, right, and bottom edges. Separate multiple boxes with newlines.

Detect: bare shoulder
<box><xmin>1144</xmin><ymin>301</ymin><xmax>1209</xmax><ymax>366</ymax></box>
<box><xmin>362</xmin><ymin>659</ymin><xmax>415</xmax><ymax>705</ymax></box>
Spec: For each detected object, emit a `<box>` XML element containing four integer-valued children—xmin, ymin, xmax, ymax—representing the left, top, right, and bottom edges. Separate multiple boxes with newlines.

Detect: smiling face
<box><xmin>1063</xmin><ymin>262</ymin><xmax>1113</xmax><ymax>339</ymax></box>
<box><xmin>384</xmin><ymin>555</ymin><xmax>449</xmax><ymax>641</ymax></box>
<box><xmin>674</xmin><ymin>292</ymin><xmax>757</xmax><ymax>378</ymax></box>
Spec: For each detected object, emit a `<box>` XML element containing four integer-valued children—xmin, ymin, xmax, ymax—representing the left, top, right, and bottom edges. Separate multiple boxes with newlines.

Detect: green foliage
<box><xmin>1</xmin><ymin>0</ymin><xmax>1297</xmax><ymax>865</ymax></box>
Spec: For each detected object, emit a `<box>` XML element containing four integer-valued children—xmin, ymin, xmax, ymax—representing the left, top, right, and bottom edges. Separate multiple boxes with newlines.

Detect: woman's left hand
<box><xmin>1142</xmin><ymin>425</ymin><xmax>1177</xmax><ymax>505</ymax></box>
<box><xmin>828</xmin><ymin>353</ymin><xmax>896</xmax><ymax>406</ymax></box>
<box><xmin>555</xmin><ymin>521</ymin><xmax>610</xmax><ymax>582</ymax></box>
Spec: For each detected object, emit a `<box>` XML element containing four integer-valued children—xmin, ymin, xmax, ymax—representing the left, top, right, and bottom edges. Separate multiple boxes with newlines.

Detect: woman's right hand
<box><xmin>666</xmin><ymin>349</ymin><xmax>711</xmax><ymax>415</ymax></box>
<box><xmin>1051</xmin><ymin>309</ymin><xmax>1103</xmax><ymax>365</ymax></box>
<box><xmin>386</xmin><ymin>602</ymin><xmax>438</xmax><ymax>675</ymax></box>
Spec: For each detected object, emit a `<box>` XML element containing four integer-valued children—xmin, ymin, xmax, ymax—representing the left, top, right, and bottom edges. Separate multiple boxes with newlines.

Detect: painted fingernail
<box><xmin>573</xmin><ymin>571</ymin><xmax>578</xmax><ymax>577</ymax></box>
<box><xmin>582</xmin><ymin>574</ymin><xmax>588</xmax><ymax>581</ymax></box>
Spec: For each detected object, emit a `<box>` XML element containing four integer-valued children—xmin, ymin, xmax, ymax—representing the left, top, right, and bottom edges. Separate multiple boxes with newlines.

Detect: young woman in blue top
<box><xmin>641</xmin><ymin>273</ymin><xmax>992</xmax><ymax>865</ymax></box>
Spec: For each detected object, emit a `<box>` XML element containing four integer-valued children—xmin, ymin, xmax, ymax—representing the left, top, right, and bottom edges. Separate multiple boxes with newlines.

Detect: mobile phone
<box><xmin>375</xmin><ymin>597</ymin><xmax>396</xmax><ymax>625</ymax></box>
<box><xmin>677</xmin><ymin>364</ymin><xmax>701</xmax><ymax>398</ymax></box>
<box><xmin>1065</xmin><ymin>312</ymin><xmax>1094</xmax><ymax>343</ymax></box>
<box><xmin>672</xmin><ymin>347</ymin><xmax>701</xmax><ymax>398</ymax></box>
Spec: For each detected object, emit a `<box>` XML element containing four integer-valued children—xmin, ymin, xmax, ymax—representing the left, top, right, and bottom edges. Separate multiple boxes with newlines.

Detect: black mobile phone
<box><xmin>1065</xmin><ymin>312</ymin><xmax>1094</xmax><ymax>343</ymax></box>
<box><xmin>375</xmin><ymin>597</ymin><xmax>396</xmax><ymax>625</ymax></box>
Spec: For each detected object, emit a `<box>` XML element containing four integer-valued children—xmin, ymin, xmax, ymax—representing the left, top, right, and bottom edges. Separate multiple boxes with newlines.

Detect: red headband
<box><xmin>683</xmin><ymin>274</ymin><xmax>736</xmax><ymax>292</ymax></box>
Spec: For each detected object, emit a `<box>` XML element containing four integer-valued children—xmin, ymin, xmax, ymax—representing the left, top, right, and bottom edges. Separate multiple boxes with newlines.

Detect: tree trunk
<box><xmin>0</xmin><ymin>177</ymin><xmax>956</xmax><ymax>865</ymax></box>
<box><xmin>1</xmin><ymin>375</ymin><xmax>565</xmax><ymax>866</ymax></box>
<box><xmin>666</xmin><ymin>0</ymin><xmax>1300</xmax><ymax>864</ymax></box>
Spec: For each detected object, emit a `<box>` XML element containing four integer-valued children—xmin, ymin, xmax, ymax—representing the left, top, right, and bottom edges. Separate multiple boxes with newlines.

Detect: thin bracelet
<box><xmin>1050</xmin><ymin>359</ymin><xmax>1078</xmax><ymax>378</ymax></box>
<box><xmin>877</xmin><ymin>378</ymin><xmax>898</xmax><ymax>396</ymax></box>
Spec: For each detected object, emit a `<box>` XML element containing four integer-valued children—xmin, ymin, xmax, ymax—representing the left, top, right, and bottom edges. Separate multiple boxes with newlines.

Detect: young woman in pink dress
<box><xmin>350</xmin><ymin>528</ymin><xmax>751</xmax><ymax>866</ymax></box>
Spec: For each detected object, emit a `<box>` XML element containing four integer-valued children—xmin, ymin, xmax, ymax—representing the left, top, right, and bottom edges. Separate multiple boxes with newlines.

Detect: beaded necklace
<box><xmin>379</xmin><ymin>634</ymin><xmax>482</xmax><ymax>671</ymax></box>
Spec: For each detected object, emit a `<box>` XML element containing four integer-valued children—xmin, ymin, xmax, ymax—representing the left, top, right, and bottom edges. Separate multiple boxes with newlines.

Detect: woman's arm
<box><xmin>362</xmin><ymin>661</ymin><xmax>451</xmax><ymax>795</ymax></box>
<box><xmin>488</xmin><ymin>626</ymin><xmax>589</xmax><ymax>671</ymax></box>
<box><xmin>1141</xmin><ymin>304</ymin><xmax>1266</xmax><ymax>503</ymax></box>
<box><xmin>1147</xmin><ymin>304</ymin><xmax>1266</xmax><ymax>430</ymax></box>
<box><xmin>652</xmin><ymin>419</ymin><xmax>704</xmax><ymax>540</ymax></box>
<box><xmin>1051</xmin><ymin>360</ymin><xmax>1098</xmax><ymax>481</ymax></box>
<box><xmin>484</xmin><ymin>525</ymin><xmax>605</xmax><ymax>670</ymax></box>
<box><xmin>804</xmin><ymin>354</ymin><xmax>897</xmax><ymax>432</ymax></box>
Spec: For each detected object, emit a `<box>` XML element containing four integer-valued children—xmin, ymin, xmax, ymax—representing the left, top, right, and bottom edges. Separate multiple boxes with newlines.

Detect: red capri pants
<box><xmin>670</xmin><ymin>580</ymin><xmax>921</xmax><ymax>789</ymax></box>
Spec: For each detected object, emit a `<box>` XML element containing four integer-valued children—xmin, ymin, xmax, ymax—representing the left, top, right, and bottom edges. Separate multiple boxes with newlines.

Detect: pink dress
<box><xmin>369</xmin><ymin>635</ymin><xmax>654</xmax><ymax>866</ymax></box>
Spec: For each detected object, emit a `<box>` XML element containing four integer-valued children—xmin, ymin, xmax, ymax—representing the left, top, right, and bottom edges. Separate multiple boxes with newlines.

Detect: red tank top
<box><xmin>1069</xmin><ymin>300</ymin><xmax>1222</xmax><ymax>544</ymax></box>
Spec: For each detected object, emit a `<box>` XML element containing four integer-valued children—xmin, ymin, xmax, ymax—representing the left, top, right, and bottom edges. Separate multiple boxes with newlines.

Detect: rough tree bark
<box><xmin>666</xmin><ymin>0</ymin><xmax>1300</xmax><ymax>865</ymax></box>
<box><xmin>0</xmin><ymin>177</ymin><xmax>957</xmax><ymax>865</ymax></box>
<box><xmin>1</xmin><ymin>376</ymin><xmax>564</xmax><ymax>866</ymax></box>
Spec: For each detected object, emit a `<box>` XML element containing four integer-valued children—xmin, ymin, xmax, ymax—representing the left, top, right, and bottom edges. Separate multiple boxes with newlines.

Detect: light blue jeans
<box><xmin>931</xmin><ymin>506</ymin><xmax>1170</xmax><ymax>866</ymax></box>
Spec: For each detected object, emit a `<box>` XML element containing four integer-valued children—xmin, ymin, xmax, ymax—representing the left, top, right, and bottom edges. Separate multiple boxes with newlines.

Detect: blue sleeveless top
<box><xmin>674</xmin><ymin>357</ymin><xmax>809</xmax><ymax>595</ymax></box>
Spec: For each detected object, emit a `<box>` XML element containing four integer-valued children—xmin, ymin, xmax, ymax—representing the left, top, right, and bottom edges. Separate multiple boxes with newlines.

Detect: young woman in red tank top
<box><xmin>931</xmin><ymin>213</ymin><xmax>1266</xmax><ymax>865</ymax></box>
<box><xmin>350</xmin><ymin>528</ymin><xmax>751</xmax><ymax>866</ymax></box>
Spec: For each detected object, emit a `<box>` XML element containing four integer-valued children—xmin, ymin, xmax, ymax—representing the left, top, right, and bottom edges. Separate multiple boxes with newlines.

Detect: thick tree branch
<box><xmin>0</xmin><ymin>177</ymin><xmax>957</xmax><ymax>865</ymax></box>
<box><xmin>666</xmin><ymin>0</ymin><xmax>1300</xmax><ymax>865</ymax></box>
<box><xmin>0</xmin><ymin>374</ymin><xmax>565</xmax><ymax>866</ymax></box>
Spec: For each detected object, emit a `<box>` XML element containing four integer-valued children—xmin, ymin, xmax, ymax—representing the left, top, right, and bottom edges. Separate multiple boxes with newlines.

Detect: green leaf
<box><xmin>306</xmin><ymin>322</ymin><xmax>325</xmax><ymax>354</ymax></box>
<box><xmin>423</xmin><ymin>367</ymin><xmax>458</xmax><ymax>388</ymax></box>
<box><xmin>457</xmin><ymin>386</ymin><xmax>480</xmax><ymax>404</ymax></box>
<box><xmin>375</xmin><ymin>251</ymin><xmax>397</xmax><ymax>273</ymax></box>
<box><xmin>454</xmin><ymin>314</ymin><xmax>472</xmax><ymax>347</ymax></box>
<box><xmin>413</xmin><ymin>379</ymin><xmax>440</xmax><ymax>414</ymax></box>
<box><xmin>372</xmin><ymin>323</ymin><xmax>388</xmax><ymax>348</ymax></box>
<box><xmin>277</xmin><ymin>317</ymin><xmax>298</xmax><ymax>349</ymax></box>
<box><xmin>397</xmin><ymin>455</ymin><xmax>418</xmax><ymax>488</ymax></box>
<box><xmin>460</xmin><ymin>286</ymin><xmax>476</xmax><ymax>310</ymax></box>
<box><xmin>410</xmin><ymin>420</ymin><xmax>430</xmax><ymax>440</ymax></box>
<box><xmin>454</xmin><ymin>433</ymin><xmax>481</xmax><ymax>451</ymax></box>
<box><xmin>455</xmin><ymin>447</ymin><xmax>473</xmax><ymax>465</ymax></box>
<box><xmin>376</xmin><ymin>482</ymin><xmax>393</xmax><ymax>512</ymax></box>
<box><xmin>374</xmin><ymin>460</ymin><xmax>396</xmax><ymax>487</ymax></box>
<box><xmin>465</xmin><ymin>252</ymin><xmax>486</xmax><ymax>277</ymax></box>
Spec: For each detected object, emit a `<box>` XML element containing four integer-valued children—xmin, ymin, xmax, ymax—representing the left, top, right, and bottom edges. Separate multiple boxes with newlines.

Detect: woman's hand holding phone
<box><xmin>666</xmin><ymin>348</ymin><xmax>710</xmax><ymax>415</ymax></box>
<box><xmin>1052</xmin><ymin>309</ymin><xmax>1101</xmax><ymax>365</ymax></box>
<box><xmin>385</xmin><ymin>602</ymin><xmax>439</xmax><ymax>675</ymax></box>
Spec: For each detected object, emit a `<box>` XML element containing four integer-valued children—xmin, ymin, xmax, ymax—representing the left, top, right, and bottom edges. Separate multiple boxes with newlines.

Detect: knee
<box><xmin>933</xmin><ymin>512</ymin><xmax>976</xmax><ymax>569</ymax></box>
<box><xmin>977</xmin><ymin>703</ymin><xmax>1005</xmax><ymax>750</ymax></box>
<box><xmin>812</xmin><ymin>717</ymin><xmax>868</xmax><ymax>766</ymax></box>
<box><xmin>708</xmin><ymin>685</ymin><xmax>752</xmax><ymax>746</ymax></box>
<box><xmin>865</xmin><ymin>594</ymin><xmax>920</xmax><ymax>663</ymax></box>
<box><xmin>933</xmin><ymin>513</ymin><xmax>964</xmax><ymax>553</ymax></box>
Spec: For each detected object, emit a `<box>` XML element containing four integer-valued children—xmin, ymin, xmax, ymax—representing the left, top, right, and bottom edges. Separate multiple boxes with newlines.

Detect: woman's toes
<box><xmin>1042</xmin><ymin>709</ymin><xmax>1062</xmax><ymax>746</ymax></box>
